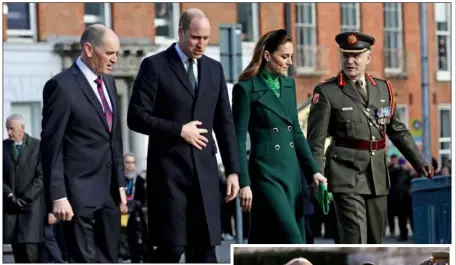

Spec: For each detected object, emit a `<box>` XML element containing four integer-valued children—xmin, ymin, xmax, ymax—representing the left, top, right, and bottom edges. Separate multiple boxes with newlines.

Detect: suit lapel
<box><xmin>195</xmin><ymin>56</ymin><xmax>211</xmax><ymax>102</ymax></box>
<box><xmin>342</xmin><ymin>78</ymin><xmax>366</xmax><ymax>106</ymax></box>
<box><xmin>366</xmin><ymin>75</ymin><xmax>378</xmax><ymax>106</ymax></box>
<box><xmin>167</xmin><ymin>44</ymin><xmax>195</xmax><ymax>98</ymax></box>
<box><xmin>17</xmin><ymin>136</ymin><xmax>33</xmax><ymax>166</ymax></box>
<box><xmin>254</xmin><ymin>75</ymin><xmax>292</xmax><ymax>124</ymax></box>
<box><xmin>72</xmin><ymin>64</ymin><xmax>111</xmax><ymax>132</ymax></box>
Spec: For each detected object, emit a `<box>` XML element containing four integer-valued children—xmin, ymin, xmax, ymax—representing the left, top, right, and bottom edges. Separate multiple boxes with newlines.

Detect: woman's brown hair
<box><xmin>238</xmin><ymin>29</ymin><xmax>293</xmax><ymax>81</ymax></box>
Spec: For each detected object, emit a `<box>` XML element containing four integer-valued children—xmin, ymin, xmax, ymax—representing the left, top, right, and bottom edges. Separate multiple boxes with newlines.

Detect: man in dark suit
<box><xmin>3</xmin><ymin>114</ymin><xmax>44</xmax><ymax>263</ymax></box>
<box><xmin>128</xmin><ymin>8</ymin><xmax>240</xmax><ymax>263</ymax></box>
<box><xmin>40</xmin><ymin>24</ymin><xmax>127</xmax><ymax>262</ymax></box>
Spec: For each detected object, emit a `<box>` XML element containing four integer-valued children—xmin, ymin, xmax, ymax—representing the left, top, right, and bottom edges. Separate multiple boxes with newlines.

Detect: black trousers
<box><xmin>62</xmin><ymin>195</ymin><xmax>121</xmax><ymax>263</ymax></box>
<box><xmin>12</xmin><ymin>243</ymin><xmax>40</xmax><ymax>263</ymax></box>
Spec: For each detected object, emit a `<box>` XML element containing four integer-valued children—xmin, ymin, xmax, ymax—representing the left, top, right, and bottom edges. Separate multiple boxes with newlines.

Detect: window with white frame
<box><xmin>438</xmin><ymin>105</ymin><xmax>451</xmax><ymax>169</ymax></box>
<box><xmin>236</xmin><ymin>3</ymin><xmax>259</xmax><ymax>42</ymax></box>
<box><xmin>434</xmin><ymin>3</ymin><xmax>451</xmax><ymax>81</ymax></box>
<box><xmin>295</xmin><ymin>3</ymin><xmax>317</xmax><ymax>71</ymax></box>
<box><xmin>155</xmin><ymin>3</ymin><xmax>180</xmax><ymax>43</ymax></box>
<box><xmin>340</xmin><ymin>3</ymin><xmax>360</xmax><ymax>32</ymax></box>
<box><xmin>383</xmin><ymin>3</ymin><xmax>404</xmax><ymax>72</ymax></box>
<box><xmin>6</xmin><ymin>3</ymin><xmax>36</xmax><ymax>39</ymax></box>
<box><xmin>84</xmin><ymin>3</ymin><xmax>111</xmax><ymax>28</ymax></box>
<box><xmin>387</xmin><ymin>104</ymin><xmax>408</xmax><ymax>157</ymax></box>
<box><xmin>10</xmin><ymin>102</ymin><xmax>42</xmax><ymax>139</ymax></box>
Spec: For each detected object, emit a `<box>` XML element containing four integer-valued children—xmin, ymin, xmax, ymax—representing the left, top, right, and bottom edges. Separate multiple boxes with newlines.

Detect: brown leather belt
<box><xmin>333</xmin><ymin>138</ymin><xmax>386</xmax><ymax>151</ymax></box>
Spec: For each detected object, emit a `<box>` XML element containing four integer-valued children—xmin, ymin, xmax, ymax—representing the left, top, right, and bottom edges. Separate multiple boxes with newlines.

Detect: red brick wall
<box><xmin>259</xmin><ymin>3</ymin><xmax>284</xmax><ymax>35</ymax></box>
<box><xmin>37</xmin><ymin>3</ymin><xmax>84</xmax><ymax>41</ymax></box>
<box><xmin>112</xmin><ymin>3</ymin><xmax>155</xmax><ymax>40</ymax></box>
<box><xmin>181</xmin><ymin>3</ymin><xmax>237</xmax><ymax>45</ymax></box>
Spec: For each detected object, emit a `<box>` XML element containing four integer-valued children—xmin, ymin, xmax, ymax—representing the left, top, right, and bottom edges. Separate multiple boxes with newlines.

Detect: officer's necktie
<box><xmin>94</xmin><ymin>76</ymin><xmax>113</xmax><ymax>132</ymax></box>
<box><xmin>355</xmin><ymin>80</ymin><xmax>367</xmax><ymax>103</ymax></box>
<box><xmin>188</xmin><ymin>58</ymin><xmax>197</xmax><ymax>90</ymax></box>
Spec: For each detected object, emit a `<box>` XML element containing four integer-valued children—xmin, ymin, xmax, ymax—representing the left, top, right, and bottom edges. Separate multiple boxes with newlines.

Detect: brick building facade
<box><xmin>2</xmin><ymin>2</ymin><xmax>452</xmax><ymax>168</ymax></box>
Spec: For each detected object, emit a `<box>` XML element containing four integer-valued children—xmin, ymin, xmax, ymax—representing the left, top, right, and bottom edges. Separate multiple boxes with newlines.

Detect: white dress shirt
<box><xmin>175</xmin><ymin>44</ymin><xmax>198</xmax><ymax>86</ymax></box>
<box><xmin>76</xmin><ymin>56</ymin><xmax>112</xmax><ymax>112</ymax></box>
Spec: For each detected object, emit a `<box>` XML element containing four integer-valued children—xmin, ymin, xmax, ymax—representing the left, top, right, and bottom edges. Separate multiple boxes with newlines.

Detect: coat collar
<box><xmin>252</xmin><ymin>74</ymin><xmax>293</xmax><ymax>124</ymax></box>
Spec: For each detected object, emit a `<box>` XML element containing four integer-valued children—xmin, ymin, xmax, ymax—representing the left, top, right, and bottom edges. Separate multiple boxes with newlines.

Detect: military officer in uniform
<box><xmin>306</xmin><ymin>32</ymin><xmax>433</xmax><ymax>244</ymax></box>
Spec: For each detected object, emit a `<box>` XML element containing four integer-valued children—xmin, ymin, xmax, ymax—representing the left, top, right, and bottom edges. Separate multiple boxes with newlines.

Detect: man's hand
<box><xmin>53</xmin><ymin>199</ymin><xmax>74</xmax><ymax>222</ymax></box>
<box><xmin>312</xmin><ymin>172</ymin><xmax>328</xmax><ymax>187</ymax></box>
<box><xmin>180</xmin><ymin>121</ymin><xmax>208</xmax><ymax>150</ymax></box>
<box><xmin>418</xmin><ymin>163</ymin><xmax>434</xmax><ymax>178</ymax></box>
<box><xmin>239</xmin><ymin>186</ymin><xmax>252</xmax><ymax>212</ymax></box>
<box><xmin>8</xmin><ymin>194</ymin><xmax>27</xmax><ymax>210</ymax></box>
<box><xmin>119</xmin><ymin>188</ymin><xmax>128</xmax><ymax>214</ymax></box>
<box><xmin>48</xmin><ymin>213</ymin><xmax>57</xmax><ymax>225</ymax></box>
<box><xmin>225</xmin><ymin>173</ymin><xmax>239</xmax><ymax>203</ymax></box>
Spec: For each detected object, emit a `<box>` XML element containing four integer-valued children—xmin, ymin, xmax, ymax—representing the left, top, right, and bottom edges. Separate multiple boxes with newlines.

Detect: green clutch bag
<box><xmin>315</xmin><ymin>183</ymin><xmax>333</xmax><ymax>215</ymax></box>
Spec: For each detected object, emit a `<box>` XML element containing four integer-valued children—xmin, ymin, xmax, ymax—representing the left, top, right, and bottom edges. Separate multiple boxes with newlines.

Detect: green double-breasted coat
<box><xmin>232</xmin><ymin>74</ymin><xmax>320</xmax><ymax>244</ymax></box>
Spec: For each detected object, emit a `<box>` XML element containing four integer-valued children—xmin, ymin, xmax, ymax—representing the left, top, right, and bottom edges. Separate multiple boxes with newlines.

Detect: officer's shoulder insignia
<box><xmin>320</xmin><ymin>76</ymin><xmax>337</xmax><ymax>86</ymax></box>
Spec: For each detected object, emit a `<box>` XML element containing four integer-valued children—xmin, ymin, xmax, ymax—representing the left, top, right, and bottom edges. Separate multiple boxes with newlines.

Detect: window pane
<box><xmin>237</xmin><ymin>3</ymin><xmax>253</xmax><ymax>42</ymax></box>
<box><xmin>438</xmin><ymin>35</ymin><xmax>449</xmax><ymax>70</ymax></box>
<box><xmin>440</xmin><ymin>142</ymin><xmax>451</xmax><ymax>150</ymax></box>
<box><xmin>7</xmin><ymin>3</ymin><xmax>30</xmax><ymax>30</ymax></box>
<box><xmin>155</xmin><ymin>3</ymin><xmax>173</xmax><ymax>38</ymax></box>
<box><xmin>85</xmin><ymin>3</ymin><xmax>103</xmax><ymax>15</ymax></box>
<box><xmin>440</xmin><ymin>109</ymin><xmax>451</xmax><ymax>137</ymax></box>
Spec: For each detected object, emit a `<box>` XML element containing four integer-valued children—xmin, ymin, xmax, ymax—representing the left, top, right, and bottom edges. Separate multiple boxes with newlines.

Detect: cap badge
<box><xmin>347</xmin><ymin>34</ymin><xmax>357</xmax><ymax>45</ymax></box>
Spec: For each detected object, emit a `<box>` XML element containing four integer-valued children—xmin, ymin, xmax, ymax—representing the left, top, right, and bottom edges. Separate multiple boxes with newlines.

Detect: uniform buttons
<box><xmin>366</xmin><ymin>108</ymin><xmax>370</xmax><ymax>111</ymax></box>
<box><xmin>371</xmin><ymin>151</ymin><xmax>375</xmax><ymax>156</ymax></box>
<box><xmin>288</xmin><ymin>126</ymin><xmax>292</xmax><ymax>131</ymax></box>
<box><xmin>290</xmin><ymin>142</ymin><xmax>294</xmax><ymax>148</ymax></box>
<box><xmin>369</xmin><ymin>122</ymin><xmax>373</xmax><ymax>126</ymax></box>
<box><xmin>275</xmin><ymin>145</ymin><xmax>280</xmax><ymax>150</ymax></box>
<box><xmin>372</xmin><ymin>136</ymin><xmax>376</xmax><ymax>140</ymax></box>
<box><xmin>273</xmin><ymin>128</ymin><xmax>279</xmax><ymax>132</ymax></box>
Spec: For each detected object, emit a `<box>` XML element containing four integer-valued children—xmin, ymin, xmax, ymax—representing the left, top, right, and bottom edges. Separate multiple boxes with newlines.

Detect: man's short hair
<box><xmin>124</xmin><ymin>152</ymin><xmax>135</xmax><ymax>160</ymax></box>
<box><xmin>179</xmin><ymin>8</ymin><xmax>208</xmax><ymax>33</ymax></box>
<box><xmin>80</xmin><ymin>25</ymin><xmax>106</xmax><ymax>48</ymax></box>
<box><xmin>6</xmin><ymin>113</ymin><xmax>25</xmax><ymax>124</ymax></box>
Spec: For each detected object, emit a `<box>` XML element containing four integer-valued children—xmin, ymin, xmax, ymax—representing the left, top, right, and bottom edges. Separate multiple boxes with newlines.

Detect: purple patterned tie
<box><xmin>94</xmin><ymin>76</ymin><xmax>112</xmax><ymax>132</ymax></box>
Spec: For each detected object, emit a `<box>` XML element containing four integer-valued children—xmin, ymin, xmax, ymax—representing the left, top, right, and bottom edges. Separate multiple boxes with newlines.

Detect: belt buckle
<box><xmin>370</xmin><ymin>140</ymin><xmax>377</xmax><ymax>151</ymax></box>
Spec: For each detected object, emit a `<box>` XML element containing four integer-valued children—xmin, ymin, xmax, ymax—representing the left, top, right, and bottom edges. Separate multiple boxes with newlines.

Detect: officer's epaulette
<box><xmin>319</xmin><ymin>76</ymin><xmax>337</xmax><ymax>86</ymax></box>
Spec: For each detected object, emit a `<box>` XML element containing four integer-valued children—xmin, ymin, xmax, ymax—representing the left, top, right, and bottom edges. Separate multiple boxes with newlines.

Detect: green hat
<box><xmin>335</xmin><ymin>32</ymin><xmax>375</xmax><ymax>53</ymax></box>
<box><xmin>315</xmin><ymin>183</ymin><xmax>333</xmax><ymax>215</ymax></box>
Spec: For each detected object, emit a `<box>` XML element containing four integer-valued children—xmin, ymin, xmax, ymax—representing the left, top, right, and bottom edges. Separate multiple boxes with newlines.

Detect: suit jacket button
<box><xmin>107</xmin><ymin>162</ymin><xmax>112</xmax><ymax>167</ymax></box>
<box><xmin>288</xmin><ymin>126</ymin><xmax>292</xmax><ymax>131</ymax></box>
<box><xmin>274</xmin><ymin>145</ymin><xmax>280</xmax><ymax>150</ymax></box>
<box><xmin>273</xmin><ymin>128</ymin><xmax>279</xmax><ymax>132</ymax></box>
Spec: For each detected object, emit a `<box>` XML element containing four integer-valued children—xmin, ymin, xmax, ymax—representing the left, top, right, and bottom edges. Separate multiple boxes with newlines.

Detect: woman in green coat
<box><xmin>232</xmin><ymin>29</ymin><xmax>327</xmax><ymax>244</ymax></box>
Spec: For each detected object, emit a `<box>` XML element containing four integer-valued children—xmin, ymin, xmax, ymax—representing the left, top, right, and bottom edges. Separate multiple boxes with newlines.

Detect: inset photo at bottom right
<box><xmin>232</xmin><ymin>247</ymin><xmax>450</xmax><ymax>265</ymax></box>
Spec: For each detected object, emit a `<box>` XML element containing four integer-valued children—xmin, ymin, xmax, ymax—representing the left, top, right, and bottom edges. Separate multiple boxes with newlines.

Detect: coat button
<box><xmin>369</xmin><ymin>122</ymin><xmax>373</xmax><ymax>126</ymax></box>
<box><xmin>372</xmin><ymin>136</ymin><xmax>376</xmax><ymax>140</ymax></box>
<box><xmin>273</xmin><ymin>128</ymin><xmax>279</xmax><ymax>132</ymax></box>
<box><xmin>288</xmin><ymin>126</ymin><xmax>292</xmax><ymax>131</ymax></box>
<box><xmin>366</xmin><ymin>108</ymin><xmax>370</xmax><ymax>111</ymax></box>
<box><xmin>107</xmin><ymin>162</ymin><xmax>112</xmax><ymax>167</ymax></box>
<box><xmin>275</xmin><ymin>145</ymin><xmax>280</xmax><ymax>150</ymax></box>
<box><xmin>371</xmin><ymin>151</ymin><xmax>375</xmax><ymax>156</ymax></box>
<box><xmin>290</xmin><ymin>142</ymin><xmax>294</xmax><ymax>148</ymax></box>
